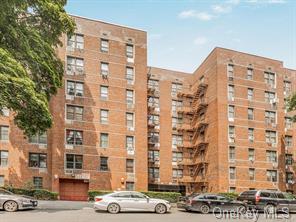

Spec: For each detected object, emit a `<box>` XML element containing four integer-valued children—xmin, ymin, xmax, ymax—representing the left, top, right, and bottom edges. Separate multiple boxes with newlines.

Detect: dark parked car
<box><xmin>182</xmin><ymin>193</ymin><xmax>246</xmax><ymax>214</ymax></box>
<box><xmin>177</xmin><ymin>193</ymin><xmax>199</xmax><ymax>210</ymax></box>
<box><xmin>237</xmin><ymin>190</ymin><xmax>296</xmax><ymax>213</ymax></box>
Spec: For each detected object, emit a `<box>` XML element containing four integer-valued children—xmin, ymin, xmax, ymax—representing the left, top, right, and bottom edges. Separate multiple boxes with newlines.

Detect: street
<box><xmin>1</xmin><ymin>201</ymin><xmax>296</xmax><ymax>222</ymax></box>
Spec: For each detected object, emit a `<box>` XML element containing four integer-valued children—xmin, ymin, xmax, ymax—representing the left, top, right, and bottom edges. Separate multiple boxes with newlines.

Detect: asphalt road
<box><xmin>1</xmin><ymin>201</ymin><xmax>296</xmax><ymax>222</ymax></box>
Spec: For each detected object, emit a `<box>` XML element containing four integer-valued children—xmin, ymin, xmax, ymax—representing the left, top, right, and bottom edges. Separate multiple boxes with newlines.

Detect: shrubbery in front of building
<box><xmin>2</xmin><ymin>187</ymin><xmax>58</xmax><ymax>200</ymax></box>
<box><xmin>88</xmin><ymin>190</ymin><xmax>181</xmax><ymax>203</ymax></box>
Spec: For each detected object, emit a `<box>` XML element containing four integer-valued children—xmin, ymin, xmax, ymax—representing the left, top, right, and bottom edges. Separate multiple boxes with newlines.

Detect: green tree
<box><xmin>287</xmin><ymin>94</ymin><xmax>296</xmax><ymax>122</ymax></box>
<box><xmin>0</xmin><ymin>0</ymin><xmax>75</xmax><ymax>136</ymax></box>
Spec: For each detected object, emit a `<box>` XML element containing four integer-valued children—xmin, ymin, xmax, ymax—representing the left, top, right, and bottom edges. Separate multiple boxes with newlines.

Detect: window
<box><xmin>264</xmin><ymin>72</ymin><xmax>275</xmax><ymax>87</ymax></box>
<box><xmin>0</xmin><ymin>126</ymin><xmax>9</xmax><ymax>141</ymax></box>
<box><xmin>100</xmin><ymin>157</ymin><xmax>108</xmax><ymax>171</ymax></box>
<box><xmin>100</xmin><ymin>62</ymin><xmax>109</xmax><ymax>76</ymax></box>
<box><xmin>229</xmin><ymin>167</ymin><xmax>236</xmax><ymax>180</ymax></box>
<box><xmin>248</xmin><ymin>108</ymin><xmax>254</xmax><ymax>120</ymax></box>
<box><xmin>229</xmin><ymin>187</ymin><xmax>236</xmax><ymax>193</ymax></box>
<box><xmin>228</xmin><ymin>105</ymin><xmax>235</xmax><ymax>119</ymax></box>
<box><xmin>126</xmin><ymin>182</ymin><xmax>135</xmax><ymax>191</ymax></box>
<box><xmin>247</xmin><ymin>88</ymin><xmax>254</xmax><ymax>101</ymax></box>
<box><xmin>148</xmin><ymin>167</ymin><xmax>159</xmax><ymax>178</ymax></box>
<box><xmin>171</xmin><ymin>83</ymin><xmax>182</xmax><ymax>96</ymax></box>
<box><xmin>148</xmin><ymin>115</ymin><xmax>159</xmax><ymax>125</ymax></box>
<box><xmin>172</xmin><ymin>152</ymin><xmax>183</xmax><ymax>162</ymax></box>
<box><xmin>148</xmin><ymin>150</ymin><xmax>160</xmax><ymax>162</ymax></box>
<box><xmin>148</xmin><ymin>79</ymin><xmax>159</xmax><ymax>90</ymax></box>
<box><xmin>266</xmin><ymin>150</ymin><xmax>277</xmax><ymax>163</ymax></box>
<box><xmin>172</xmin><ymin>100</ymin><xmax>182</xmax><ymax>113</ymax></box>
<box><xmin>67</xmin><ymin>57</ymin><xmax>84</xmax><ymax>75</ymax></box>
<box><xmin>100</xmin><ymin>86</ymin><xmax>108</xmax><ymax>100</ymax></box>
<box><xmin>265</xmin><ymin>91</ymin><xmax>276</xmax><ymax>103</ymax></box>
<box><xmin>285</xmin><ymin>117</ymin><xmax>293</xmax><ymax>129</ymax></box>
<box><xmin>172</xmin><ymin>134</ymin><xmax>183</xmax><ymax>148</ymax></box>
<box><xmin>249</xmin><ymin>168</ymin><xmax>255</xmax><ymax>181</ymax></box>
<box><xmin>126</xmin><ymin>113</ymin><xmax>134</xmax><ymax>128</ymax></box>
<box><xmin>248</xmin><ymin>148</ymin><xmax>255</xmax><ymax>161</ymax></box>
<box><xmin>29</xmin><ymin>133</ymin><xmax>47</xmax><ymax>145</ymax></box>
<box><xmin>29</xmin><ymin>153</ymin><xmax>47</xmax><ymax>168</ymax></box>
<box><xmin>0</xmin><ymin>151</ymin><xmax>8</xmax><ymax>167</ymax></box>
<box><xmin>286</xmin><ymin>172</ymin><xmax>294</xmax><ymax>183</ymax></box>
<box><xmin>285</xmin><ymin>136</ymin><xmax>293</xmax><ymax>147</ymax></box>
<box><xmin>33</xmin><ymin>177</ymin><xmax>43</xmax><ymax>189</ymax></box>
<box><xmin>228</xmin><ymin>85</ymin><xmax>234</xmax><ymax>100</ymax></box>
<box><xmin>172</xmin><ymin>117</ymin><xmax>178</xmax><ymax>128</ymax></box>
<box><xmin>66</xmin><ymin>130</ymin><xmax>83</xmax><ymax>145</ymax></box>
<box><xmin>229</xmin><ymin>146</ymin><xmax>235</xmax><ymax>161</ymax></box>
<box><xmin>265</xmin><ymin>111</ymin><xmax>276</xmax><ymax>124</ymax></box>
<box><xmin>66</xmin><ymin>81</ymin><xmax>84</xmax><ymax>97</ymax></box>
<box><xmin>126</xmin><ymin>67</ymin><xmax>134</xmax><ymax>83</ymax></box>
<box><xmin>173</xmin><ymin>169</ymin><xmax>183</xmax><ymax>178</ymax></box>
<box><xmin>66</xmin><ymin>154</ymin><xmax>83</xmax><ymax>169</ymax></box>
<box><xmin>100</xmin><ymin>133</ymin><xmax>109</xmax><ymax>148</ymax></box>
<box><xmin>228</xmin><ymin>126</ymin><xmax>235</xmax><ymax>142</ymax></box>
<box><xmin>66</xmin><ymin>105</ymin><xmax>83</xmax><ymax>121</ymax></box>
<box><xmin>126</xmin><ymin>136</ymin><xmax>134</xmax><ymax>150</ymax></box>
<box><xmin>126</xmin><ymin>44</ymin><xmax>134</xmax><ymax>58</ymax></box>
<box><xmin>148</xmin><ymin>96</ymin><xmax>159</xmax><ymax>108</ymax></box>
<box><xmin>100</xmin><ymin>109</ymin><xmax>109</xmax><ymax>124</ymax></box>
<box><xmin>0</xmin><ymin>176</ymin><xmax>4</xmax><ymax>187</ymax></box>
<box><xmin>149</xmin><ymin>132</ymin><xmax>159</xmax><ymax>144</ymax></box>
<box><xmin>286</xmin><ymin>154</ymin><xmax>293</xmax><ymax>165</ymax></box>
<box><xmin>267</xmin><ymin>170</ymin><xmax>277</xmax><ymax>182</ymax></box>
<box><xmin>265</xmin><ymin>130</ymin><xmax>277</xmax><ymax>144</ymax></box>
<box><xmin>227</xmin><ymin>64</ymin><xmax>234</xmax><ymax>79</ymax></box>
<box><xmin>284</xmin><ymin>81</ymin><xmax>292</xmax><ymax>94</ymax></box>
<box><xmin>248</xmin><ymin>128</ymin><xmax>254</xmax><ymax>142</ymax></box>
<box><xmin>100</xmin><ymin>39</ymin><xmax>109</xmax><ymax>52</ymax></box>
<box><xmin>126</xmin><ymin>159</ymin><xmax>134</xmax><ymax>173</ymax></box>
<box><xmin>247</xmin><ymin>68</ymin><xmax>253</xmax><ymax>80</ymax></box>
<box><xmin>126</xmin><ymin>90</ymin><xmax>134</xmax><ymax>104</ymax></box>
<box><xmin>67</xmin><ymin>34</ymin><xmax>84</xmax><ymax>49</ymax></box>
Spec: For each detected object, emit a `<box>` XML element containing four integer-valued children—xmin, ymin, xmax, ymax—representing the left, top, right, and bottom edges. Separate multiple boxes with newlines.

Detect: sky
<box><xmin>66</xmin><ymin>0</ymin><xmax>296</xmax><ymax>73</ymax></box>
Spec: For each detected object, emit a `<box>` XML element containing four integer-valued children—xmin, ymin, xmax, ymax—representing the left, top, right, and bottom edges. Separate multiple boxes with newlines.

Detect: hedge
<box><xmin>218</xmin><ymin>192</ymin><xmax>239</xmax><ymax>200</ymax></box>
<box><xmin>3</xmin><ymin>187</ymin><xmax>58</xmax><ymax>200</ymax></box>
<box><xmin>88</xmin><ymin>190</ymin><xmax>181</xmax><ymax>203</ymax></box>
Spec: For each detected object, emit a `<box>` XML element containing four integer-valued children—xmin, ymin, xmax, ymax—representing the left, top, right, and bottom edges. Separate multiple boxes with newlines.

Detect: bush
<box><xmin>3</xmin><ymin>187</ymin><xmax>58</xmax><ymax>200</ymax></box>
<box><xmin>88</xmin><ymin>190</ymin><xmax>181</xmax><ymax>203</ymax></box>
<box><xmin>88</xmin><ymin>190</ymin><xmax>112</xmax><ymax>201</ymax></box>
<box><xmin>142</xmin><ymin>191</ymin><xmax>181</xmax><ymax>203</ymax></box>
<box><xmin>33</xmin><ymin>189</ymin><xmax>58</xmax><ymax>200</ymax></box>
<box><xmin>218</xmin><ymin>192</ymin><xmax>239</xmax><ymax>200</ymax></box>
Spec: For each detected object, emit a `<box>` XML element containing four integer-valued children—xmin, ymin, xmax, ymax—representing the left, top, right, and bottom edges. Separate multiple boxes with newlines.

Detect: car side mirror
<box><xmin>146</xmin><ymin>197</ymin><xmax>150</xmax><ymax>202</ymax></box>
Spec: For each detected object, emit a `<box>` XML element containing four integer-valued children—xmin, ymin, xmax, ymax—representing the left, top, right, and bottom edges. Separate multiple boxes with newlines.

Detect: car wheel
<box><xmin>200</xmin><ymin>204</ymin><xmax>210</xmax><ymax>214</ymax></box>
<box><xmin>4</xmin><ymin>200</ymin><xmax>18</xmax><ymax>212</ymax></box>
<box><xmin>237</xmin><ymin>205</ymin><xmax>247</xmax><ymax>214</ymax></box>
<box><xmin>155</xmin><ymin>203</ymin><xmax>167</xmax><ymax>214</ymax></box>
<box><xmin>107</xmin><ymin>203</ymin><xmax>120</xmax><ymax>214</ymax></box>
<box><xmin>265</xmin><ymin>204</ymin><xmax>276</xmax><ymax>214</ymax></box>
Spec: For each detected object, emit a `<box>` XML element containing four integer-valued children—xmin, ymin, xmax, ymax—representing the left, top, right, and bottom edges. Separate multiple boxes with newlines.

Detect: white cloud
<box><xmin>178</xmin><ymin>10</ymin><xmax>214</xmax><ymax>21</ymax></box>
<box><xmin>212</xmin><ymin>5</ymin><xmax>232</xmax><ymax>14</ymax></box>
<box><xmin>194</xmin><ymin>37</ymin><xmax>208</xmax><ymax>45</ymax></box>
<box><xmin>226</xmin><ymin>0</ymin><xmax>240</xmax><ymax>5</ymax></box>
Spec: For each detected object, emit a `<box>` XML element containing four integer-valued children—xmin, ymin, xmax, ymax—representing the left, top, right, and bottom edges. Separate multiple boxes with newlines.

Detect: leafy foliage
<box><xmin>287</xmin><ymin>93</ymin><xmax>296</xmax><ymax>122</ymax></box>
<box><xmin>0</xmin><ymin>0</ymin><xmax>75</xmax><ymax>136</ymax></box>
<box><xmin>2</xmin><ymin>187</ymin><xmax>58</xmax><ymax>200</ymax></box>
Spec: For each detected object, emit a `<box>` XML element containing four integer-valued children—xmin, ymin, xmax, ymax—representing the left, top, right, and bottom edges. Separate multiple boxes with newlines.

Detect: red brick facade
<box><xmin>0</xmin><ymin>16</ymin><xmax>295</xmax><ymax>197</ymax></box>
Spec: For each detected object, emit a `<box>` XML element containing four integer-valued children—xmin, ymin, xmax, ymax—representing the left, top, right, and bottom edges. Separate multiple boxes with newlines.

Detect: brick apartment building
<box><xmin>0</xmin><ymin>15</ymin><xmax>295</xmax><ymax>200</ymax></box>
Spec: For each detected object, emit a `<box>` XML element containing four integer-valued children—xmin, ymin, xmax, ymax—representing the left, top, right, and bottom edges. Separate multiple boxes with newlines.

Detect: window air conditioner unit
<box><xmin>128</xmin><ymin>127</ymin><xmax>135</xmax><ymax>131</ymax></box>
<box><xmin>65</xmin><ymin>144</ymin><xmax>74</xmax><ymax>150</ymax></box>
<box><xmin>101</xmin><ymin>73</ymin><xmax>108</xmax><ymax>79</ymax></box>
<box><xmin>272</xmin><ymin>163</ymin><xmax>278</xmax><ymax>168</ymax></box>
<box><xmin>272</xmin><ymin>143</ymin><xmax>277</xmax><ymax>147</ymax></box>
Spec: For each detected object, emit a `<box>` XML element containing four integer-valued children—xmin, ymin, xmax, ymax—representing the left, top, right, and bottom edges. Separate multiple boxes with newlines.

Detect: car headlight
<box><xmin>165</xmin><ymin>201</ymin><xmax>170</xmax><ymax>204</ymax></box>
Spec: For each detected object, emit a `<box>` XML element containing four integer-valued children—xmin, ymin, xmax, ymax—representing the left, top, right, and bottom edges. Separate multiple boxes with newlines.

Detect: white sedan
<box><xmin>94</xmin><ymin>191</ymin><xmax>171</xmax><ymax>214</ymax></box>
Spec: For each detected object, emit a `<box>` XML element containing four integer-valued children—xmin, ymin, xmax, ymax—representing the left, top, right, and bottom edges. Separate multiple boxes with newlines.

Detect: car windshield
<box><xmin>0</xmin><ymin>189</ymin><xmax>13</xmax><ymax>195</ymax></box>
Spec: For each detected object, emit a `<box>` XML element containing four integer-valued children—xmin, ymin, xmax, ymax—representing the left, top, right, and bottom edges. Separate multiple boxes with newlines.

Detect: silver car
<box><xmin>0</xmin><ymin>189</ymin><xmax>38</xmax><ymax>212</ymax></box>
<box><xmin>94</xmin><ymin>191</ymin><xmax>171</xmax><ymax>214</ymax></box>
